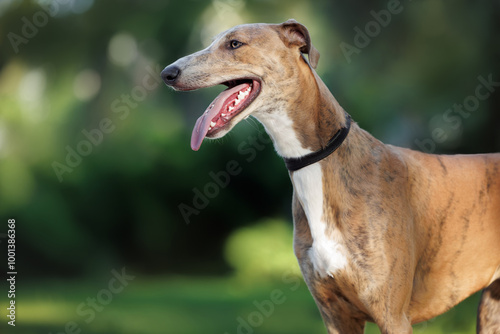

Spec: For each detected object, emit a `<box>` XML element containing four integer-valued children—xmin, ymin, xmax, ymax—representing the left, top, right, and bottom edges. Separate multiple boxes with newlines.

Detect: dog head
<box><xmin>161</xmin><ymin>19</ymin><xmax>319</xmax><ymax>151</ymax></box>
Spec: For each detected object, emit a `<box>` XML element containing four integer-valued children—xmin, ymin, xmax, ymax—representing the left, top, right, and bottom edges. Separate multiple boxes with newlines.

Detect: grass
<box><xmin>0</xmin><ymin>276</ymin><xmax>480</xmax><ymax>334</ymax></box>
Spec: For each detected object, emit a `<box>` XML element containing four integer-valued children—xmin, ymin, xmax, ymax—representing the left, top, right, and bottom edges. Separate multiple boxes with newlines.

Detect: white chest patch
<box><xmin>292</xmin><ymin>164</ymin><xmax>348</xmax><ymax>278</ymax></box>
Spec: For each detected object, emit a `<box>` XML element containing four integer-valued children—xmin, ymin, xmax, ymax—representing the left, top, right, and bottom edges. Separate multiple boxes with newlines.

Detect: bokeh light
<box><xmin>108</xmin><ymin>33</ymin><xmax>138</xmax><ymax>67</ymax></box>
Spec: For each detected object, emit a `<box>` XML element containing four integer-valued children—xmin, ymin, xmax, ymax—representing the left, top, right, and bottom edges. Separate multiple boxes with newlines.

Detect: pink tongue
<box><xmin>191</xmin><ymin>83</ymin><xmax>249</xmax><ymax>151</ymax></box>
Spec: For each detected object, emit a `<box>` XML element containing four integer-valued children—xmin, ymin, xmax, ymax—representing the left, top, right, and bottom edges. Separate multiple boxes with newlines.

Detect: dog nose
<box><xmin>161</xmin><ymin>65</ymin><xmax>181</xmax><ymax>85</ymax></box>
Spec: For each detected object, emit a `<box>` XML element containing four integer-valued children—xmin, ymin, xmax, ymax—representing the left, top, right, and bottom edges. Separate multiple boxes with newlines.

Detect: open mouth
<box><xmin>191</xmin><ymin>79</ymin><xmax>261</xmax><ymax>151</ymax></box>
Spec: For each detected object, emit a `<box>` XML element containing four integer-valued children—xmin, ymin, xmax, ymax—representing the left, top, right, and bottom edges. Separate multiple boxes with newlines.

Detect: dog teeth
<box><xmin>233</xmin><ymin>87</ymin><xmax>251</xmax><ymax>106</ymax></box>
<box><xmin>221</xmin><ymin>113</ymin><xmax>226</xmax><ymax>117</ymax></box>
<box><xmin>228</xmin><ymin>106</ymin><xmax>234</xmax><ymax>112</ymax></box>
<box><xmin>210</xmin><ymin>121</ymin><xmax>216</xmax><ymax>127</ymax></box>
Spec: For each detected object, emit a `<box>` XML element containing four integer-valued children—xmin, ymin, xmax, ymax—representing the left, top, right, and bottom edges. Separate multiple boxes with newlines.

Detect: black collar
<box><xmin>283</xmin><ymin>114</ymin><xmax>351</xmax><ymax>172</ymax></box>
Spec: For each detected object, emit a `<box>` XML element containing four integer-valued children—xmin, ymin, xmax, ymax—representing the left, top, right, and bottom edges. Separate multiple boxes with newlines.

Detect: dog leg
<box><xmin>477</xmin><ymin>279</ymin><xmax>500</xmax><ymax>334</ymax></box>
<box><xmin>379</xmin><ymin>316</ymin><xmax>413</xmax><ymax>334</ymax></box>
<box><xmin>372</xmin><ymin>305</ymin><xmax>413</xmax><ymax>334</ymax></box>
<box><xmin>319</xmin><ymin>307</ymin><xmax>365</xmax><ymax>334</ymax></box>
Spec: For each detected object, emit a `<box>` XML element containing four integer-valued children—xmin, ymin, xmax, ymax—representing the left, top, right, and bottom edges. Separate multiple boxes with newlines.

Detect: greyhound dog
<box><xmin>161</xmin><ymin>20</ymin><xmax>500</xmax><ymax>333</ymax></box>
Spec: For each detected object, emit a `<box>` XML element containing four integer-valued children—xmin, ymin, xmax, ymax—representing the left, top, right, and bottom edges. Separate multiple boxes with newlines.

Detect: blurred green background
<box><xmin>0</xmin><ymin>0</ymin><xmax>499</xmax><ymax>333</ymax></box>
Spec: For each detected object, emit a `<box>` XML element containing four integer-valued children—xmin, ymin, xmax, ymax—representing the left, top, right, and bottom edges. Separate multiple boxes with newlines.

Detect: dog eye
<box><xmin>229</xmin><ymin>40</ymin><xmax>244</xmax><ymax>49</ymax></box>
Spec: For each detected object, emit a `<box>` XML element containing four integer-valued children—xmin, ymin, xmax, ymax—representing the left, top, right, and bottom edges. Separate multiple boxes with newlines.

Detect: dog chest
<box><xmin>292</xmin><ymin>164</ymin><xmax>348</xmax><ymax>277</ymax></box>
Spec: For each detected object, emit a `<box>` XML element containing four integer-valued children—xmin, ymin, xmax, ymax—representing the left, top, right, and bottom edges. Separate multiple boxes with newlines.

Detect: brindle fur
<box><xmin>162</xmin><ymin>20</ymin><xmax>500</xmax><ymax>334</ymax></box>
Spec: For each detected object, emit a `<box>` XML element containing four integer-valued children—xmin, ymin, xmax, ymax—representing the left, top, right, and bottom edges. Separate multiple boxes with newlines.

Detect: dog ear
<box><xmin>279</xmin><ymin>19</ymin><xmax>320</xmax><ymax>69</ymax></box>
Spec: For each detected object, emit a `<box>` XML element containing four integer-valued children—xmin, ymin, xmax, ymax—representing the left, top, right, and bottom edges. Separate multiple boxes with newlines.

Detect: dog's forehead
<box><xmin>214</xmin><ymin>23</ymin><xmax>276</xmax><ymax>41</ymax></box>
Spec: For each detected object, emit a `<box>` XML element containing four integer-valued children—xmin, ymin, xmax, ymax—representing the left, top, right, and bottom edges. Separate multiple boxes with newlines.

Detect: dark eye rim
<box><xmin>229</xmin><ymin>39</ymin><xmax>244</xmax><ymax>49</ymax></box>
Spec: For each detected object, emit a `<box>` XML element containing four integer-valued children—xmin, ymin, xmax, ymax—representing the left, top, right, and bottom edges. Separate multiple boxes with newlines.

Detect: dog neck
<box><xmin>254</xmin><ymin>70</ymin><xmax>352</xmax><ymax>162</ymax></box>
